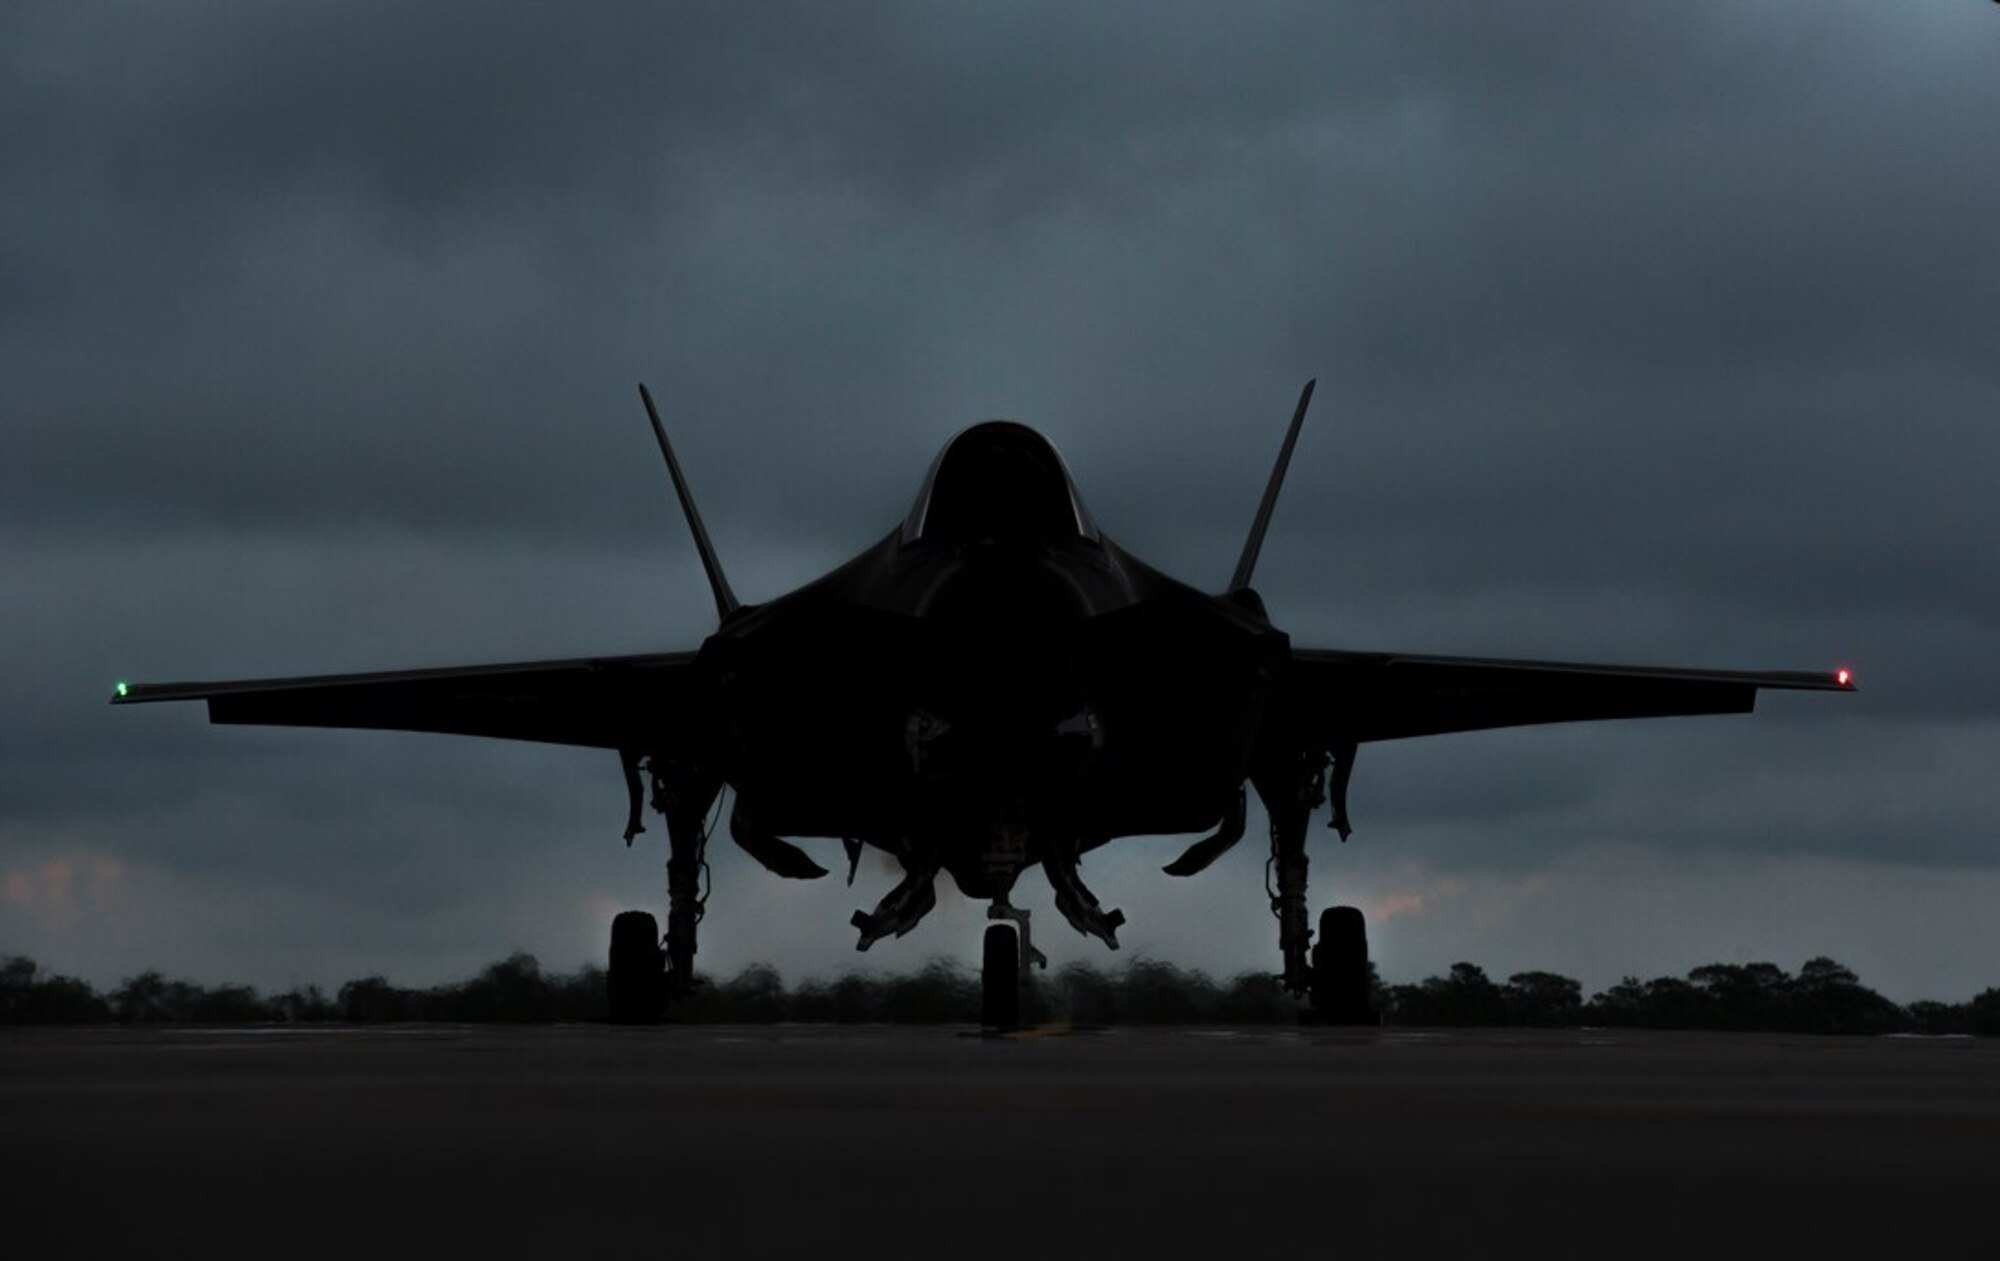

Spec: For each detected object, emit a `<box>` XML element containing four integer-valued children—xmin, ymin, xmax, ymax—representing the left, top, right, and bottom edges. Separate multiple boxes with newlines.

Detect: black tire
<box><xmin>608</xmin><ymin>910</ymin><xmax>664</xmax><ymax>1025</ymax></box>
<box><xmin>1310</xmin><ymin>905</ymin><xmax>1377</xmax><ymax>1025</ymax></box>
<box><xmin>981</xmin><ymin>923</ymin><xmax>1021</xmax><ymax>1031</ymax></box>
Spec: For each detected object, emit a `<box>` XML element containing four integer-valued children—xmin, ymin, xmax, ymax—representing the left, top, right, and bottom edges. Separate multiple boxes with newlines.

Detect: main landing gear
<box><xmin>607</xmin><ymin>910</ymin><xmax>665</xmax><ymax>1025</ymax></box>
<box><xmin>1307</xmin><ymin>906</ymin><xmax>1376</xmax><ymax>1026</ymax></box>
<box><xmin>607</xmin><ymin>753</ymin><xmax>723</xmax><ymax>1025</ymax></box>
<box><xmin>1255</xmin><ymin>741</ymin><xmax>1378</xmax><ymax>1026</ymax></box>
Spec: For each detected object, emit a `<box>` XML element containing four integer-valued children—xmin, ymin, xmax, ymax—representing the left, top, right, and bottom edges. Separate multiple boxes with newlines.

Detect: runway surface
<box><xmin>5</xmin><ymin>1023</ymin><xmax>1995</xmax><ymax>1257</ymax></box>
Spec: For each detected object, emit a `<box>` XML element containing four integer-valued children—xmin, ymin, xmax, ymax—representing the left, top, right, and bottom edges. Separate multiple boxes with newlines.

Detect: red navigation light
<box><xmin>1836</xmin><ymin>668</ymin><xmax>1852</xmax><ymax>687</ymax></box>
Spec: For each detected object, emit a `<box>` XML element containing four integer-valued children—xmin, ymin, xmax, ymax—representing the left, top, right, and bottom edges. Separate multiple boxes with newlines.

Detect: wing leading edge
<box><xmin>1286</xmin><ymin>649</ymin><xmax>1853</xmax><ymax>744</ymax></box>
<box><xmin>111</xmin><ymin>652</ymin><xmax>704</xmax><ymax>750</ymax></box>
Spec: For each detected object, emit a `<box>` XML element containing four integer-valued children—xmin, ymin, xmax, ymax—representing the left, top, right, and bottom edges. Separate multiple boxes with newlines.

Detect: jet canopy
<box><xmin>901</xmin><ymin>421</ymin><xmax>1100</xmax><ymax>546</ymax></box>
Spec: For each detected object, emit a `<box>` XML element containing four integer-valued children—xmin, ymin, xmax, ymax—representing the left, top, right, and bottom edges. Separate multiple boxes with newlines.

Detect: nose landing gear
<box><xmin>981</xmin><ymin>898</ymin><xmax>1047</xmax><ymax>1032</ymax></box>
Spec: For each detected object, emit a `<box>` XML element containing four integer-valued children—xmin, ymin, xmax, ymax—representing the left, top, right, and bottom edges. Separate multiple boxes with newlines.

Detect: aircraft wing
<box><xmin>110</xmin><ymin>652</ymin><xmax>705</xmax><ymax>750</ymax></box>
<box><xmin>1287</xmin><ymin>649</ymin><xmax>1852</xmax><ymax>744</ymax></box>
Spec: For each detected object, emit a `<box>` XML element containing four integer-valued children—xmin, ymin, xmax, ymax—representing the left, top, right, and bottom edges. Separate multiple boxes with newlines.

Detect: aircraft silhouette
<box><xmin>114</xmin><ymin>382</ymin><xmax>1853</xmax><ymax>1026</ymax></box>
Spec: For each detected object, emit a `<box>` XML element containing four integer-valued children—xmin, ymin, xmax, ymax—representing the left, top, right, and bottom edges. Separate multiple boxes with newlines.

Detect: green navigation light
<box><xmin>115</xmin><ymin>680</ymin><xmax>130</xmax><ymax>698</ymax></box>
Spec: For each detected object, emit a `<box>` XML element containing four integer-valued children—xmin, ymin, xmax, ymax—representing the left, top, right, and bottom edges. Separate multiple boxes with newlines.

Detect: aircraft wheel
<box><xmin>1310</xmin><ymin>905</ymin><xmax>1377</xmax><ymax>1026</ymax></box>
<box><xmin>981</xmin><ymin>923</ymin><xmax>1021</xmax><ymax>1032</ymax></box>
<box><xmin>608</xmin><ymin>910</ymin><xmax>665</xmax><ymax>1025</ymax></box>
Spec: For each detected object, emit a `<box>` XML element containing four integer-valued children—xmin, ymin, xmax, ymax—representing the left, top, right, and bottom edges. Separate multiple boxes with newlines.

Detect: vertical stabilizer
<box><xmin>1227</xmin><ymin>379</ymin><xmax>1316</xmax><ymax>594</ymax></box>
<box><xmin>639</xmin><ymin>383</ymin><xmax>740</xmax><ymax>621</ymax></box>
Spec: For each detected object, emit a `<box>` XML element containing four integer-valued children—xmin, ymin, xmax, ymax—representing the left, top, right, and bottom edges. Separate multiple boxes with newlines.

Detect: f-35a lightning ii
<box><xmin>114</xmin><ymin>382</ymin><xmax>1853</xmax><ymax>1026</ymax></box>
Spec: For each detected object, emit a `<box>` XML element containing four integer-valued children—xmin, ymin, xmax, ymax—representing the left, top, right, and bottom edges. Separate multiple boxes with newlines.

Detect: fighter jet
<box><xmin>113</xmin><ymin>382</ymin><xmax>1853</xmax><ymax>1027</ymax></box>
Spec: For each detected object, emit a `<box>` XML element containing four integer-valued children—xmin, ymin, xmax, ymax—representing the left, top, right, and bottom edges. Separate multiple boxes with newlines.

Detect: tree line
<box><xmin>4</xmin><ymin>951</ymin><xmax>1996</xmax><ymax>1034</ymax></box>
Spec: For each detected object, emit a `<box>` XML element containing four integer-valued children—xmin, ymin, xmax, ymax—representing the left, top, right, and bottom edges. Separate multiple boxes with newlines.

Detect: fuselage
<box><xmin>691</xmin><ymin>421</ymin><xmax>1287</xmax><ymax>896</ymax></box>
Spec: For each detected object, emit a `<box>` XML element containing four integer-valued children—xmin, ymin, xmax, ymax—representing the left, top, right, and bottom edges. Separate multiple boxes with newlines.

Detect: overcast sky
<box><xmin>7</xmin><ymin>2</ymin><xmax>1998</xmax><ymax>1002</ymax></box>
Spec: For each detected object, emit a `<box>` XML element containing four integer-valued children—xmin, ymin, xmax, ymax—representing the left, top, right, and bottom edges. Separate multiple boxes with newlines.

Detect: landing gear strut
<box><xmin>649</xmin><ymin>759</ymin><xmax>722</xmax><ymax>1001</ymax></box>
<box><xmin>1254</xmin><ymin>750</ymin><xmax>1326</xmax><ymax>996</ymax></box>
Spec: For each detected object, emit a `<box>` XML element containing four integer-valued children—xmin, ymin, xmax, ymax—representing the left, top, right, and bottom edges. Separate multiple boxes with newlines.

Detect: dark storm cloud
<box><xmin>7</xmin><ymin>2</ymin><xmax>1998</xmax><ymax>993</ymax></box>
<box><xmin>16</xmin><ymin>2</ymin><xmax>1991</xmax><ymax>539</ymax></box>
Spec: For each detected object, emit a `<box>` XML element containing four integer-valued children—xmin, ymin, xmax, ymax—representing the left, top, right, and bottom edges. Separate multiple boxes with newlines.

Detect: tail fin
<box><xmin>1227</xmin><ymin>379</ymin><xmax>1316</xmax><ymax>593</ymax></box>
<box><xmin>638</xmin><ymin>383</ymin><xmax>740</xmax><ymax>621</ymax></box>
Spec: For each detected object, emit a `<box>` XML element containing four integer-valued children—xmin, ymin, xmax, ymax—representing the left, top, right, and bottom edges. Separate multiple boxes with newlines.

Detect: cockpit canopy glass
<box><xmin>902</xmin><ymin>422</ymin><xmax>1100</xmax><ymax>546</ymax></box>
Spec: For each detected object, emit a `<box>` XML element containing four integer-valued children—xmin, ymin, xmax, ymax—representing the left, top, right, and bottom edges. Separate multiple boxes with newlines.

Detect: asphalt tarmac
<box><xmin>4</xmin><ymin>1023</ymin><xmax>1994</xmax><ymax>1258</ymax></box>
